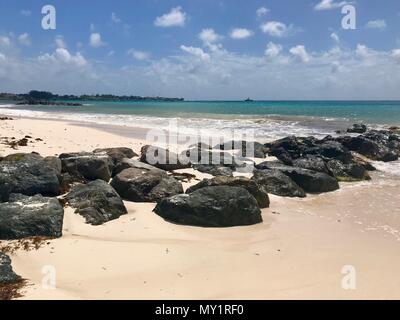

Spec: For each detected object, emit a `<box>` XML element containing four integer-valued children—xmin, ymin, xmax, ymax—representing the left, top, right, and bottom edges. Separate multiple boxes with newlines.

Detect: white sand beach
<box><xmin>1</xmin><ymin>117</ymin><xmax>400</xmax><ymax>300</ymax></box>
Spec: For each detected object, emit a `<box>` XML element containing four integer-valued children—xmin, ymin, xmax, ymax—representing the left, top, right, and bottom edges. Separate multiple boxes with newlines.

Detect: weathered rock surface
<box><xmin>214</xmin><ymin>140</ymin><xmax>268</xmax><ymax>158</ymax></box>
<box><xmin>0</xmin><ymin>153</ymin><xmax>60</xmax><ymax>202</ymax></box>
<box><xmin>140</xmin><ymin>145</ymin><xmax>191</xmax><ymax>171</ymax></box>
<box><xmin>326</xmin><ymin>160</ymin><xmax>371</xmax><ymax>182</ymax></box>
<box><xmin>65</xmin><ymin>180</ymin><xmax>127</xmax><ymax>226</ymax></box>
<box><xmin>347</xmin><ymin>123</ymin><xmax>367</xmax><ymax>134</ymax></box>
<box><xmin>59</xmin><ymin>152</ymin><xmax>113</xmax><ymax>182</ymax></box>
<box><xmin>0</xmin><ymin>194</ymin><xmax>64</xmax><ymax>240</ymax></box>
<box><xmin>113</xmin><ymin>158</ymin><xmax>166</xmax><ymax>176</ymax></box>
<box><xmin>110</xmin><ymin>168</ymin><xmax>183</xmax><ymax>202</ymax></box>
<box><xmin>192</xmin><ymin>164</ymin><xmax>234</xmax><ymax>177</ymax></box>
<box><xmin>0</xmin><ymin>252</ymin><xmax>21</xmax><ymax>284</ymax></box>
<box><xmin>186</xmin><ymin>176</ymin><xmax>270</xmax><ymax>208</ymax></box>
<box><xmin>93</xmin><ymin>147</ymin><xmax>137</xmax><ymax>165</ymax></box>
<box><xmin>251</xmin><ymin>169</ymin><xmax>306</xmax><ymax>198</ymax></box>
<box><xmin>154</xmin><ymin>186</ymin><xmax>262</xmax><ymax>227</ymax></box>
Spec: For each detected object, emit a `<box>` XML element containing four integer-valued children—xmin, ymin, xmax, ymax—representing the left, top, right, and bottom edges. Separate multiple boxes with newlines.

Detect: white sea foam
<box><xmin>0</xmin><ymin>104</ymin><xmax>336</xmax><ymax>141</ymax></box>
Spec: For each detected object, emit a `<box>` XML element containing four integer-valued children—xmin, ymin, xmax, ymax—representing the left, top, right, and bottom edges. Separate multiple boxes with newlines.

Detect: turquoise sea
<box><xmin>1</xmin><ymin>100</ymin><xmax>400</xmax><ymax>140</ymax></box>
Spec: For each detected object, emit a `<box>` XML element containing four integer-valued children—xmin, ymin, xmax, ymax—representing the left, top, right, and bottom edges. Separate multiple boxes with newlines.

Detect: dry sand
<box><xmin>1</xmin><ymin>117</ymin><xmax>400</xmax><ymax>300</ymax></box>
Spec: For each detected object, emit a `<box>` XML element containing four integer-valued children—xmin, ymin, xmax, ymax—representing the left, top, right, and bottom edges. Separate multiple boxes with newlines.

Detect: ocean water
<box><xmin>1</xmin><ymin>100</ymin><xmax>399</xmax><ymax>141</ymax></box>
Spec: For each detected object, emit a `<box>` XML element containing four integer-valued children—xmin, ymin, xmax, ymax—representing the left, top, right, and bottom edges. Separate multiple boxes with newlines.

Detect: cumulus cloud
<box><xmin>55</xmin><ymin>35</ymin><xmax>67</xmax><ymax>49</ymax></box>
<box><xmin>314</xmin><ymin>0</ymin><xmax>349</xmax><ymax>11</ymax></box>
<box><xmin>356</xmin><ymin>44</ymin><xmax>371</xmax><ymax>59</ymax></box>
<box><xmin>127</xmin><ymin>49</ymin><xmax>150</xmax><ymax>61</ymax></box>
<box><xmin>265</xmin><ymin>42</ymin><xmax>282</xmax><ymax>58</ymax></box>
<box><xmin>0</xmin><ymin>36</ymin><xmax>11</xmax><ymax>47</ymax></box>
<box><xmin>290</xmin><ymin>45</ymin><xmax>310</xmax><ymax>63</ymax></box>
<box><xmin>89</xmin><ymin>33</ymin><xmax>105</xmax><ymax>48</ymax></box>
<box><xmin>330</xmin><ymin>32</ymin><xmax>340</xmax><ymax>44</ymax></box>
<box><xmin>18</xmin><ymin>33</ymin><xmax>31</xmax><ymax>46</ymax></box>
<box><xmin>260</xmin><ymin>21</ymin><xmax>293</xmax><ymax>37</ymax></box>
<box><xmin>256</xmin><ymin>7</ymin><xmax>269</xmax><ymax>17</ymax></box>
<box><xmin>154</xmin><ymin>7</ymin><xmax>186</xmax><ymax>27</ymax></box>
<box><xmin>230</xmin><ymin>28</ymin><xmax>253</xmax><ymax>40</ymax></box>
<box><xmin>366</xmin><ymin>19</ymin><xmax>387</xmax><ymax>30</ymax></box>
<box><xmin>180</xmin><ymin>45</ymin><xmax>210</xmax><ymax>61</ymax></box>
<box><xmin>199</xmin><ymin>28</ymin><xmax>222</xmax><ymax>44</ymax></box>
<box><xmin>38</xmin><ymin>48</ymin><xmax>87</xmax><ymax>67</ymax></box>
<box><xmin>392</xmin><ymin>49</ymin><xmax>400</xmax><ymax>61</ymax></box>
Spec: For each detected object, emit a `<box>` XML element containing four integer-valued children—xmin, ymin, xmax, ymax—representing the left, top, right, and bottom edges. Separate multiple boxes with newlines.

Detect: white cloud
<box><xmin>356</xmin><ymin>44</ymin><xmax>371</xmax><ymax>59</ymax></box>
<box><xmin>199</xmin><ymin>28</ymin><xmax>222</xmax><ymax>44</ymax></box>
<box><xmin>392</xmin><ymin>49</ymin><xmax>400</xmax><ymax>61</ymax></box>
<box><xmin>0</xmin><ymin>36</ymin><xmax>11</xmax><ymax>47</ymax></box>
<box><xmin>256</xmin><ymin>7</ymin><xmax>269</xmax><ymax>17</ymax></box>
<box><xmin>0</xmin><ymin>53</ymin><xmax>5</xmax><ymax>61</ymax></box>
<box><xmin>330</xmin><ymin>32</ymin><xmax>340</xmax><ymax>44</ymax></box>
<box><xmin>265</xmin><ymin>42</ymin><xmax>282</xmax><ymax>58</ymax></box>
<box><xmin>89</xmin><ymin>33</ymin><xmax>105</xmax><ymax>48</ymax></box>
<box><xmin>290</xmin><ymin>45</ymin><xmax>310</xmax><ymax>63</ymax></box>
<box><xmin>260</xmin><ymin>21</ymin><xmax>293</xmax><ymax>37</ymax></box>
<box><xmin>38</xmin><ymin>48</ymin><xmax>87</xmax><ymax>67</ymax></box>
<box><xmin>111</xmin><ymin>12</ymin><xmax>121</xmax><ymax>24</ymax></box>
<box><xmin>127</xmin><ymin>49</ymin><xmax>150</xmax><ymax>61</ymax></box>
<box><xmin>180</xmin><ymin>45</ymin><xmax>210</xmax><ymax>61</ymax></box>
<box><xmin>55</xmin><ymin>36</ymin><xmax>67</xmax><ymax>48</ymax></box>
<box><xmin>314</xmin><ymin>0</ymin><xmax>349</xmax><ymax>11</ymax></box>
<box><xmin>18</xmin><ymin>33</ymin><xmax>31</xmax><ymax>46</ymax></box>
<box><xmin>21</xmin><ymin>10</ymin><xmax>31</xmax><ymax>17</ymax></box>
<box><xmin>366</xmin><ymin>19</ymin><xmax>387</xmax><ymax>30</ymax></box>
<box><xmin>154</xmin><ymin>7</ymin><xmax>186</xmax><ymax>27</ymax></box>
<box><xmin>230</xmin><ymin>28</ymin><xmax>253</xmax><ymax>40</ymax></box>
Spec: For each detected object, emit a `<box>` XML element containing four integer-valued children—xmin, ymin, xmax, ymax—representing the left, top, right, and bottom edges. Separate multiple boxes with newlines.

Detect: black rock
<box><xmin>192</xmin><ymin>164</ymin><xmax>234</xmax><ymax>177</ymax></box>
<box><xmin>93</xmin><ymin>147</ymin><xmax>138</xmax><ymax>165</ymax></box>
<box><xmin>251</xmin><ymin>169</ymin><xmax>306</xmax><ymax>198</ymax></box>
<box><xmin>214</xmin><ymin>141</ymin><xmax>268</xmax><ymax>159</ymax></box>
<box><xmin>140</xmin><ymin>145</ymin><xmax>191</xmax><ymax>171</ymax></box>
<box><xmin>0</xmin><ymin>153</ymin><xmax>60</xmax><ymax>202</ymax></box>
<box><xmin>110</xmin><ymin>168</ymin><xmax>183</xmax><ymax>202</ymax></box>
<box><xmin>113</xmin><ymin>158</ymin><xmax>166</xmax><ymax>176</ymax></box>
<box><xmin>186</xmin><ymin>176</ymin><xmax>270</xmax><ymax>208</ymax></box>
<box><xmin>338</xmin><ymin>136</ymin><xmax>398</xmax><ymax>162</ymax></box>
<box><xmin>304</xmin><ymin>141</ymin><xmax>352</xmax><ymax>164</ymax></box>
<box><xmin>0</xmin><ymin>252</ymin><xmax>21</xmax><ymax>284</ymax></box>
<box><xmin>154</xmin><ymin>186</ymin><xmax>262</xmax><ymax>227</ymax></box>
<box><xmin>43</xmin><ymin>156</ymin><xmax>62</xmax><ymax>175</ymax></box>
<box><xmin>65</xmin><ymin>179</ymin><xmax>127</xmax><ymax>226</ymax></box>
<box><xmin>271</xmin><ymin>165</ymin><xmax>340</xmax><ymax>193</ymax></box>
<box><xmin>326</xmin><ymin>160</ymin><xmax>371</xmax><ymax>182</ymax></box>
<box><xmin>59</xmin><ymin>152</ymin><xmax>113</xmax><ymax>182</ymax></box>
<box><xmin>292</xmin><ymin>155</ymin><xmax>329</xmax><ymax>174</ymax></box>
<box><xmin>0</xmin><ymin>194</ymin><xmax>64</xmax><ymax>240</ymax></box>
<box><xmin>347</xmin><ymin>123</ymin><xmax>367</xmax><ymax>134</ymax></box>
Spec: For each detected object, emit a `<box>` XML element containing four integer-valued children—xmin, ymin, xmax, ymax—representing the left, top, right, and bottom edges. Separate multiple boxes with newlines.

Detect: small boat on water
<box><xmin>244</xmin><ymin>98</ymin><xmax>254</xmax><ymax>102</ymax></box>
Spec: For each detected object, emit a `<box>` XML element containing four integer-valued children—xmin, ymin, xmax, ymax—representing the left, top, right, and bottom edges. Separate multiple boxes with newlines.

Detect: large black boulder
<box><xmin>213</xmin><ymin>140</ymin><xmax>268</xmax><ymax>159</ymax></box>
<box><xmin>326</xmin><ymin>160</ymin><xmax>371</xmax><ymax>182</ymax></box>
<box><xmin>251</xmin><ymin>169</ymin><xmax>306</xmax><ymax>198</ymax></box>
<box><xmin>65</xmin><ymin>179</ymin><xmax>127</xmax><ymax>226</ymax></box>
<box><xmin>273</xmin><ymin>165</ymin><xmax>340</xmax><ymax>193</ymax></box>
<box><xmin>186</xmin><ymin>176</ymin><xmax>270</xmax><ymax>208</ymax></box>
<box><xmin>0</xmin><ymin>194</ymin><xmax>64</xmax><ymax>240</ymax></box>
<box><xmin>154</xmin><ymin>186</ymin><xmax>262</xmax><ymax>227</ymax></box>
<box><xmin>192</xmin><ymin>164</ymin><xmax>233</xmax><ymax>177</ymax></box>
<box><xmin>93</xmin><ymin>147</ymin><xmax>138</xmax><ymax>166</ymax></box>
<box><xmin>0</xmin><ymin>252</ymin><xmax>21</xmax><ymax>284</ymax></box>
<box><xmin>110</xmin><ymin>168</ymin><xmax>183</xmax><ymax>202</ymax></box>
<box><xmin>347</xmin><ymin>124</ymin><xmax>367</xmax><ymax>134</ymax></box>
<box><xmin>59</xmin><ymin>152</ymin><xmax>113</xmax><ymax>182</ymax></box>
<box><xmin>140</xmin><ymin>145</ymin><xmax>191</xmax><ymax>171</ymax></box>
<box><xmin>0</xmin><ymin>153</ymin><xmax>60</xmax><ymax>202</ymax></box>
<box><xmin>113</xmin><ymin>158</ymin><xmax>166</xmax><ymax>176</ymax></box>
<box><xmin>292</xmin><ymin>155</ymin><xmax>329</xmax><ymax>174</ymax></box>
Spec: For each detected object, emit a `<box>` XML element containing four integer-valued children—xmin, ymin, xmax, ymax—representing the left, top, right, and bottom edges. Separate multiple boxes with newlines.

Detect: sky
<box><xmin>0</xmin><ymin>0</ymin><xmax>400</xmax><ymax>100</ymax></box>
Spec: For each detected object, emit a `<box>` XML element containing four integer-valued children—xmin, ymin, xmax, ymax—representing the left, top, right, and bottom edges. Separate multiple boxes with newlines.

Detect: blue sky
<box><xmin>0</xmin><ymin>0</ymin><xmax>400</xmax><ymax>99</ymax></box>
